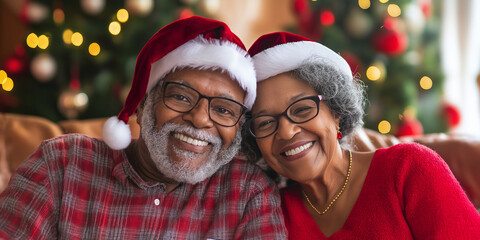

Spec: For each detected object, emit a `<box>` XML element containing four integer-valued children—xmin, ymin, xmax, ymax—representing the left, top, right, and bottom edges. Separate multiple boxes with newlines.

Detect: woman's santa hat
<box><xmin>103</xmin><ymin>16</ymin><xmax>256</xmax><ymax>150</ymax></box>
<box><xmin>248</xmin><ymin>31</ymin><xmax>352</xmax><ymax>82</ymax></box>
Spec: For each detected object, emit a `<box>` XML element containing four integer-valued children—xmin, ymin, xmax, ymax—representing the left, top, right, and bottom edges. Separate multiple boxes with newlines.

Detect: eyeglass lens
<box><xmin>163</xmin><ymin>82</ymin><xmax>245</xmax><ymax>127</ymax></box>
<box><xmin>250</xmin><ymin>96</ymin><xmax>320</xmax><ymax>138</ymax></box>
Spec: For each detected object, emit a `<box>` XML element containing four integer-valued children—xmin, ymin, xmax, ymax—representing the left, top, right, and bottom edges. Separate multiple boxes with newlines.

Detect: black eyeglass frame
<box><xmin>247</xmin><ymin>95</ymin><xmax>324</xmax><ymax>139</ymax></box>
<box><xmin>161</xmin><ymin>81</ymin><xmax>248</xmax><ymax>127</ymax></box>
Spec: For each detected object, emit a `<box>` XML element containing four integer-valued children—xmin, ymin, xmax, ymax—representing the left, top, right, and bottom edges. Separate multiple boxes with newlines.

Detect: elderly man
<box><xmin>0</xmin><ymin>16</ymin><xmax>287</xmax><ymax>239</ymax></box>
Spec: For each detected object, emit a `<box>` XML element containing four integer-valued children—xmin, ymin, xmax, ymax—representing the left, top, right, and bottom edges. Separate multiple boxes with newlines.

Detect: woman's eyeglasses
<box><xmin>247</xmin><ymin>95</ymin><xmax>323</xmax><ymax>138</ymax></box>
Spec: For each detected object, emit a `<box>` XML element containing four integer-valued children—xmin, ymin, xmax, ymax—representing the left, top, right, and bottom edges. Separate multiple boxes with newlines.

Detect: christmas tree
<box><xmin>292</xmin><ymin>0</ymin><xmax>459</xmax><ymax>136</ymax></box>
<box><xmin>0</xmin><ymin>0</ymin><xmax>198</xmax><ymax>121</ymax></box>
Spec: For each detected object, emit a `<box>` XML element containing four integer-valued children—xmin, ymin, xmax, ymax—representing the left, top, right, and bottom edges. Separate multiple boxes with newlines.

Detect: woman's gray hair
<box><xmin>289</xmin><ymin>57</ymin><xmax>367</xmax><ymax>143</ymax></box>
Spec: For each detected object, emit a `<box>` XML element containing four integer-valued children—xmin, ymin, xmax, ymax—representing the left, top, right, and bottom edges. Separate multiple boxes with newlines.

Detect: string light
<box><xmin>366</xmin><ymin>65</ymin><xmax>381</xmax><ymax>81</ymax></box>
<box><xmin>88</xmin><ymin>43</ymin><xmax>101</xmax><ymax>56</ymax></box>
<box><xmin>358</xmin><ymin>0</ymin><xmax>371</xmax><ymax>9</ymax></box>
<box><xmin>419</xmin><ymin>76</ymin><xmax>432</xmax><ymax>90</ymax></box>
<box><xmin>53</xmin><ymin>8</ymin><xmax>65</xmax><ymax>24</ymax></box>
<box><xmin>63</xmin><ymin>29</ymin><xmax>73</xmax><ymax>44</ymax></box>
<box><xmin>38</xmin><ymin>35</ymin><xmax>49</xmax><ymax>49</ymax></box>
<box><xmin>2</xmin><ymin>77</ymin><xmax>14</xmax><ymax>91</ymax></box>
<box><xmin>117</xmin><ymin>9</ymin><xmax>129</xmax><ymax>23</ymax></box>
<box><xmin>378</xmin><ymin>120</ymin><xmax>391</xmax><ymax>134</ymax></box>
<box><xmin>26</xmin><ymin>33</ymin><xmax>39</xmax><ymax>48</ymax></box>
<box><xmin>0</xmin><ymin>70</ymin><xmax>7</xmax><ymax>84</ymax></box>
<box><xmin>387</xmin><ymin>4</ymin><xmax>401</xmax><ymax>17</ymax></box>
<box><xmin>109</xmin><ymin>21</ymin><xmax>121</xmax><ymax>35</ymax></box>
<box><xmin>379</xmin><ymin>0</ymin><xmax>389</xmax><ymax>3</ymax></box>
<box><xmin>71</xmin><ymin>32</ymin><xmax>83</xmax><ymax>46</ymax></box>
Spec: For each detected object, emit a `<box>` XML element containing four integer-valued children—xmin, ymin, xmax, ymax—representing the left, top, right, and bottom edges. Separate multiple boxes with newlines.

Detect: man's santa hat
<box><xmin>248</xmin><ymin>31</ymin><xmax>352</xmax><ymax>82</ymax></box>
<box><xmin>103</xmin><ymin>16</ymin><xmax>256</xmax><ymax>150</ymax></box>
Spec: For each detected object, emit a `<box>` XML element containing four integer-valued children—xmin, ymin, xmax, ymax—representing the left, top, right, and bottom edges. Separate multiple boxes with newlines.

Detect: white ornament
<box><xmin>126</xmin><ymin>0</ymin><xmax>154</xmax><ymax>16</ymax></box>
<box><xmin>31</xmin><ymin>53</ymin><xmax>57</xmax><ymax>82</ymax></box>
<box><xmin>58</xmin><ymin>90</ymin><xmax>89</xmax><ymax>119</ymax></box>
<box><xmin>404</xmin><ymin>4</ymin><xmax>425</xmax><ymax>33</ymax></box>
<box><xmin>81</xmin><ymin>0</ymin><xmax>106</xmax><ymax>15</ymax></box>
<box><xmin>26</xmin><ymin>2</ymin><xmax>49</xmax><ymax>23</ymax></box>
<box><xmin>344</xmin><ymin>9</ymin><xmax>373</xmax><ymax>38</ymax></box>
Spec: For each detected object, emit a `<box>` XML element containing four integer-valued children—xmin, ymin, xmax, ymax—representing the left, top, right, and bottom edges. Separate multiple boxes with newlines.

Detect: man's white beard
<box><xmin>140</xmin><ymin>93</ymin><xmax>242</xmax><ymax>184</ymax></box>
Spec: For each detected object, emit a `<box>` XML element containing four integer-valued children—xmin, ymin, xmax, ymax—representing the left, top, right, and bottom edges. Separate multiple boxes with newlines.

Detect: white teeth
<box><xmin>173</xmin><ymin>133</ymin><xmax>209</xmax><ymax>146</ymax></box>
<box><xmin>284</xmin><ymin>142</ymin><xmax>313</xmax><ymax>156</ymax></box>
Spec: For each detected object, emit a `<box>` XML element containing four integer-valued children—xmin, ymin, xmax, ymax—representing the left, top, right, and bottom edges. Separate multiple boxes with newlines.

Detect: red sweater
<box><xmin>281</xmin><ymin>143</ymin><xmax>480</xmax><ymax>239</ymax></box>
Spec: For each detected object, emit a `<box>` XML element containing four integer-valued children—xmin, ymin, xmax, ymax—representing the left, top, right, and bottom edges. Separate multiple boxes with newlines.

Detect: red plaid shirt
<box><xmin>0</xmin><ymin>134</ymin><xmax>287</xmax><ymax>239</ymax></box>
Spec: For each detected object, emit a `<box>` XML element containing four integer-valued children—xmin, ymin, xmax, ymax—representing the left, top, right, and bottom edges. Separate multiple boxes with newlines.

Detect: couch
<box><xmin>1</xmin><ymin>113</ymin><xmax>479</xmax><ymax>209</ymax></box>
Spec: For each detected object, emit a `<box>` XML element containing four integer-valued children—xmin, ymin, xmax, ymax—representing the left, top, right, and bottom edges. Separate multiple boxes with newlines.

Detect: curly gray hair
<box><xmin>290</xmin><ymin>57</ymin><xmax>367</xmax><ymax>142</ymax></box>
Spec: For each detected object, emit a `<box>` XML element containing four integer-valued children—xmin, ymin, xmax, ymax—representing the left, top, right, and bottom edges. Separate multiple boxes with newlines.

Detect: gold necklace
<box><xmin>302</xmin><ymin>150</ymin><xmax>352</xmax><ymax>215</ymax></box>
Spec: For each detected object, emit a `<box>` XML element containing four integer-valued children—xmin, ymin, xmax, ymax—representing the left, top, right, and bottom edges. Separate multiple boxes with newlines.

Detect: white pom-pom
<box><xmin>102</xmin><ymin>116</ymin><xmax>131</xmax><ymax>150</ymax></box>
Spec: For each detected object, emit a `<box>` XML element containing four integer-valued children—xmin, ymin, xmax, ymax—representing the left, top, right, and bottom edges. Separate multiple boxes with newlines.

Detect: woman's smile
<box><xmin>280</xmin><ymin>141</ymin><xmax>315</xmax><ymax>161</ymax></box>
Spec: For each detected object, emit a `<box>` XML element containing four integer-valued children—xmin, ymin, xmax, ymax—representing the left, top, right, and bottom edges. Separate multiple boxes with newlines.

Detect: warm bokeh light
<box><xmin>117</xmin><ymin>9</ymin><xmax>129</xmax><ymax>23</ymax></box>
<box><xmin>379</xmin><ymin>0</ymin><xmax>389</xmax><ymax>3</ymax></box>
<box><xmin>0</xmin><ymin>70</ymin><xmax>7</xmax><ymax>84</ymax></box>
<box><xmin>88</xmin><ymin>43</ymin><xmax>101</xmax><ymax>56</ymax></box>
<box><xmin>109</xmin><ymin>21</ymin><xmax>121</xmax><ymax>35</ymax></box>
<box><xmin>2</xmin><ymin>77</ymin><xmax>14</xmax><ymax>91</ymax></box>
<box><xmin>63</xmin><ymin>29</ymin><xmax>73</xmax><ymax>44</ymax></box>
<box><xmin>403</xmin><ymin>106</ymin><xmax>416</xmax><ymax>118</ymax></box>
<box><xmin>71</xmin><ymin>32</ymin><xmax>83</xmax><ymax>46</ymax></box>
<box><xmin>419</xmin><ymin>76</ymin><xmax>433</xmax><ymax>90</ymax></box>
<box><xmin>53</xmin><ymin>8</ymin><xmax>65</xmax><ymax>24</ymax></box>
<box><xmin>387</xmin><ymin>4</ymin><xmax>401</xmax><ymax>17</ymax></box>
<box><xmin>378</xmin><ymin>120</ymin><xmax>391</xmax><ymax>134</ymax></box>
<box><xmin>26</xmin><ymin>33</ymin><xmax>39</xmax><ymax>48</ymax></box>
<box><xmin>366</xmin><ymin>65</ymin><xmax>381</xmax><ymax>81</ymax></box>
<box><xmin>358</xmin><ymin>0</ymin><xmax>371</xmax><ymax>9</ymax></box>
<box><xmin>38</xmin><ymin>35</ymin><xmax>49</xmax><ymax>49</ymax></box>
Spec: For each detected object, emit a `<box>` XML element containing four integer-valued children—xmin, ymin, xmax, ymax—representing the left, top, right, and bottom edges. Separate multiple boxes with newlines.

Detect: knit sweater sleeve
<box><xmin>392</xmin><ymin>143</ymin><xmax>480</xmax><ymax>239</ymax></box>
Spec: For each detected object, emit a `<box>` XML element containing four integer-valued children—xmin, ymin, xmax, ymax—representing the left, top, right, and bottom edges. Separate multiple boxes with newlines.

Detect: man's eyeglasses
<box><xmin>161</xmin><ymin>81</ymin><xmax>247</xmax><ymax>127</ymax></box>
<box><xmin>247</xmin><ymin>95</ymin><xmax>323</xmax><ymax>139</ymax></box>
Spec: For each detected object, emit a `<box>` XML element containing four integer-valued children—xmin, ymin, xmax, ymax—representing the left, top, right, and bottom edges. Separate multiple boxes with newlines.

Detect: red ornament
<box><xmin>337</xmin><ymin>131</ymin><xmax>343</xmax><ymax>140</ymax></box>
<box><xmin>395</xmin><ymin>117</ymin><xmax>423</xmax><ymax>137</ymax></box>
<box><xmin>178</xmin><ymin>8</ymin><xmax>194</xmax><ymax>19</ymax></box>
<box><xmin>372</xmin><ymin>28</ymin><xmax>409</xmax><ymax>56</ymax></box>
<box><xmin>340</xmin><ymin>51</ymin><xmax>362</xmax><ymax>77</ymax></box>
<box><xmin>320</xmin><ymin>10</ymin><xmax>335</xmax><ymax>26</ymax></box>
<box><xmin>443</xmin><ymin>103</ymin><xmax>461</xmax><ymax>129</ymax></box>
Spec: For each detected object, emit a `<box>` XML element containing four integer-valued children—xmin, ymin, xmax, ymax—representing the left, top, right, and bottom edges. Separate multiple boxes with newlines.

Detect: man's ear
<box><xmin>136</xmin><ymin>97</ymin><xmax>147</xmax><ymax>125</ymax></box>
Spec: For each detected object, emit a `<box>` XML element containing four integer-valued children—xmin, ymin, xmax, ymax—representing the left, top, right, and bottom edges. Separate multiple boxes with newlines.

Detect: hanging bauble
<box><xmin>372</xmin><ymin>28</ymin><xmax>408</xmax><ymax>56</ymax></box>
<box><xmin>344</xmin><ymin>8</ymin><xmax>373</xmax><ymax>38</ymax></box>
<box><xmin>404</xmin><ymin>4</ymin><xmax>425</xmax><ymax>33</ymax></box>
<box><xmin>3</xmin><ymin>54</ymin><xmax>25</xmax><ymax>75</ymax></box>
<box><xmin>126</xmin><ymin>0</ymin><xmax>154</xmax><ymax>16</ymax></box>
<box><xmin>395</xmin><ymin>116</ymin><xmax>423</xmax><ymax>137</ymax></box>
<box><xmin>24</xmin><ymin>2</ymin><xmax>49</xmax><ymax>23</ymax></box>
<box><xmin>31</xmin><ymin>53</ymin><xmax>57</xmax><ymax>82</ymax></box>
<box><xmin>58</xmin><ymin>90</ymin><xmax>89</xmax><ymax>119</ymax></box>
<box><xmin>81</xmin><ymin>0</ymin><xmax>106</xmax><ymax>15</ymax></box>
<box><xmin>442</xmin><ymin>102</ymin><xmax>461</xmax><ymax>129</ymax></box>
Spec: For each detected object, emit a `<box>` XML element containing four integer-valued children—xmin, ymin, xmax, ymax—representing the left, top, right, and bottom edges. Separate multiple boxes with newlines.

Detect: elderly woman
<box><xmin>243</xmin><ymin>32</ymin><xmax>480</xmax><ymax>239</ymax></box>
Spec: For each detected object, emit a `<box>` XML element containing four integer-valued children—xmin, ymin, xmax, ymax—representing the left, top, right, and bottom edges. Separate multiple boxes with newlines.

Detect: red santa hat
<box><xmin>248</xmin><ymin>32</ymin><xmax>352</xmax><ymax>82</ymax></box>
<box><xmin>103</xmin><ymin>16</ymin><xmax>256</xmax><ymax>150</ymax></box>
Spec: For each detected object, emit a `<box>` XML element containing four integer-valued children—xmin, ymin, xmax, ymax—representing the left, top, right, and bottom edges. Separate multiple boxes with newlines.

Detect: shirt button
<box><xmin>154</xmin><ymin>199</ymin><xmax>160</xmax><ymax>205</ymax></box>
